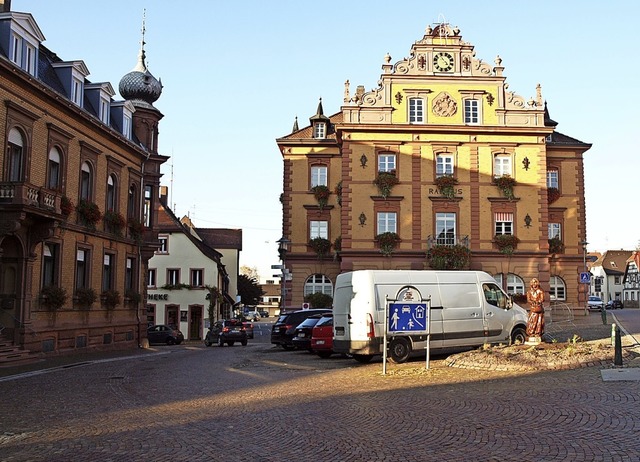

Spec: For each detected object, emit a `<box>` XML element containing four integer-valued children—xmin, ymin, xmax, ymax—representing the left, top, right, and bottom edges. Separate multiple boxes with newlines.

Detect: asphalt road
<box><xmin>1</xmin><ymin>316</ymin><xmax>640</xmax><ymax>461</ymax></box>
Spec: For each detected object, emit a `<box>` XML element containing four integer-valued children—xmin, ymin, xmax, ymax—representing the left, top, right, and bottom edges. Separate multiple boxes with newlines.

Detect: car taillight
<box><xmin>366</xmin><ymin>313</ymin><xmax>375</xmax><ymax>339</ymax></box>
<box><xmin>222</xmin><ymin>327</ymin><xmax>230</xmax><ymax>333</ymax></box>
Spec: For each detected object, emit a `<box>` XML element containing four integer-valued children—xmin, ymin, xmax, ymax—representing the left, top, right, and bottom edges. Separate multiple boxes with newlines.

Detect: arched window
<box><xmin>494</xmin><ymin>273</ymin><xmax>525</xmax><ymax>295</ymax></box>
<box><xmin>303</xmin><ymin>274</ymin><xmax>333</xmax><ymax>297</ymax></box>
<box><xmin>80</xmin><ymin>162</ymin><xmax>92</xmax><ymax>200</ymax></box>
<box><xmin>47</xmin><ymin>147</ymin><xmax>61</xmax><ymax>190</ymax></box>
<box><xmin>7</xmin><ymin>128</ymin><xmax>24</xmax><ymax>182</ymax></box>
<box><xmin>106</xmin><ymin>174</ymin><xmax>116</xmax><ymax>211</ymax></box>
<box><xmin>549</xmin><ymin>275</ymin><xmax>566</xmax><ymax>302</ymax></box>
<box><xmin>128</xmin><ymin>184</ymin><xmax>138</xmax><ymax>219</ymax></box>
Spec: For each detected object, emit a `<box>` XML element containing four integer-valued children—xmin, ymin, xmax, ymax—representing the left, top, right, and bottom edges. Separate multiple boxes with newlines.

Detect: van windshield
<box><xmin>483</xmin><ymin>283</ymin><xmax>508</xmax><ymax>309</ymax></box>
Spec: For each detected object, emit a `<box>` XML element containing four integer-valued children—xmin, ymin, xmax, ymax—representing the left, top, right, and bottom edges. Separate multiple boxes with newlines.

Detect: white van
<box><xmin>332</xmin><ymin>270</ymin><xmax>528</xmax><ymax>363</ymax></box>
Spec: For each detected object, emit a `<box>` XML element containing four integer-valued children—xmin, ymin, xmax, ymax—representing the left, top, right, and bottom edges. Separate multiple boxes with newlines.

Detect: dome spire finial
<box><xmin>133</xmin><ymin>9</ymin><xmax>147</xmax><ymax>72</ymax></box>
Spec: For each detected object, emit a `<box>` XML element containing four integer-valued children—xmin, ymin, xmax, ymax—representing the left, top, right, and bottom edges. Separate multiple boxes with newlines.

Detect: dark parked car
<box><xmin>205</xmin><ymin>319</ymin><xmax>248</xmax><ymax>347</ymax></box>
<box><xmin>606</xmin><ymin>300</ymin><xmax>624</xmax><ymax>310</ymax></box>
<box><xmin>310</xmin><ymin>313</ymin><xmax>337</xmax><ymax>358</ymax></box>
<box><xmin>242</xmin><ymin>321</ymin><xmax>254</xmax><ymax>339</ymax></box>
<box><xmin>291</xmin><ymin>314</ymin><xmax>324</xmax><ymax>351</ymax></box>
<box><xmin>147</xmin><ymin>325</ymin><xmax>184</xmax><ymax>345</ymax></box>
<box><xmin>271</xmin><ymin>309</ymin><xmax>332</xmax><ymax>350</ymax></box>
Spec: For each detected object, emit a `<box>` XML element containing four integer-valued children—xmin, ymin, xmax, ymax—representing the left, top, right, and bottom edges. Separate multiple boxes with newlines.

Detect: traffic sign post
<box><xmin>383</xmin><ymin>285</ymin><xmax>431</xmax><ymax>374</ymax></box>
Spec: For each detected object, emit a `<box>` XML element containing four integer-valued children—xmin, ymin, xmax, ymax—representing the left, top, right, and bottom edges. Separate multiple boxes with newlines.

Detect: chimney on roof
<box><xmin>159</xmin><ymin>186</ymin><xmax>168</xmax><ymax>206</ymax></box>
<box><xmin>0</xmin><ymin>0</ymin><xmax>11</xmax><ymax>12</ymax></box>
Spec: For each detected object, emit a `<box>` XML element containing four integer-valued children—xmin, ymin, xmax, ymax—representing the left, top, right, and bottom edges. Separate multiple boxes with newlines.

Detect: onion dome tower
<box><xmin>118</xmin><ymin>12</ymin><xmax>163</xmax><ymax>154</ymax></box>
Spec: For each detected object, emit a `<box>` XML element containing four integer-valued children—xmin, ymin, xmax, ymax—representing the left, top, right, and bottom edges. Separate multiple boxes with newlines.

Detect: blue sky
<box><xmin>15</xmin><ymin>1</ymin><xmax>640</xmax><ymax>280</ymax></box>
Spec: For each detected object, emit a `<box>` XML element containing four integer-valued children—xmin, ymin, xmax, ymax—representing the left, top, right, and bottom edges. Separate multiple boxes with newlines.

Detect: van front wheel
<box><xmin>511</xmin><ymin>327</ymin><xmax>526</xmax><ymax>345</ymax></box>
<box><xmin>389</xmin><ymin>337</ymin><xmax>411</xmax><ymax>364</ymax></box>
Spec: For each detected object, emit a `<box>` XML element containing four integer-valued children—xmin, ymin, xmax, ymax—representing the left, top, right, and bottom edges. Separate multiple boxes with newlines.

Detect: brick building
<box><xmin>276</xmin><ymin>23</ymin><xmax>591</xmax><ymax>312</ymax></box>
<box><xmin>0</xmin><ymin>3</ymin><xmax>167</xmax><ymax>355</ymax></box>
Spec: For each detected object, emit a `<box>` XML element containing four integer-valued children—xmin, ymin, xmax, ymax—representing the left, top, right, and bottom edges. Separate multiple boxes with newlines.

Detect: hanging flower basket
<box><xmin>548</xmin><ymin>236</ymin><xmax>565</xmax><ymax>254</ymax></box>
<box><xmin>547</xmin><ymin>187</ymin><xmax>561</xmax><ymax>204</ymax></box>
<box><xmin>434</xmin><ymin>175</ymin><xmax>458</xmax><ymax>199</ymax></box>
<box><xmin>492</xmin><ymin>175</ymin><xmax>516</xmax><ymax>199</ymax></box>
<box><xmin>493</xmin><ymin>234</ymin><xmax>520</xmax><ymax>254</ymax></box>
<box><xmin>311</xmin><ymin>185</ymin><xmax>331</xmax><ymax>209</ymax></box>
<box><xmin>308</xmin><ymin>237</ymin><xmax>332</xmax><ymax>258</ymax></box>
<box><xmin>333</xmin><ymin>236</ymin><xmax>342</xmax><ymax>252</ymax></box>
<box><xmin>373</xmin><ymin>171</ymin><xmax>399</xmax><ymax>199</ymax></box>
<box><xmin>426</xmin><ymin>244</ymin><xmax>470</xmax><ymax>270</ymax></box>
<box><xmin>375</xmin><ymin>232</ymin><xmax>401</xmax><ymax>256</ymax></box>
<box><xmin>76</xmin><ymin>199</ymin><xmax>102</xmax><ymax>228</ymax></box>
<box><xmin>60</xmin><ymin>196</ymin><xmax>74</xmax><ymax>217</ymax></box>
<box><xmin>103</xmin><ymin>210</ymin><xmax>126</xmax><ymax>235</ymax></box>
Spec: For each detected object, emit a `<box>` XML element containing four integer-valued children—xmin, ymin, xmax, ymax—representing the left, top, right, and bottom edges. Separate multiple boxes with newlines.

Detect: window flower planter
<box><xmin>375</xmin><ymin>232</ymin><xmax>401</xmax><ymax>256</ymax></box>
<box><xmin>547</xmin><ymin>187</ymin><xmax>561</xmax><ymax>204</ymax></box>
<box><xmin>76</xmin><ymin>199</ymin><xmax>102</xmax><ymax>228</ymax></box>
<box><xmin>373</xmin><ymin>171</ymin><xmax>399</xmax><ymax>199</ymax></box>
<box><xmin>334</xmin><ymin>181</ymin><xmax>342</xmax><ymax>206</ymax></box>
<box><xmin>103</xmin><ymin>210</ymin><xmax>126</xmax><ymax>236</ymax></box>
<box><xmin>60</xmin><ymin>196</ymin><xmax>74</xmax><ymax>217</ymax></box>
<box><xmin>492</xmin><ymin>175</ymin><xmax>516</xmax><ymax>199</ymax></box>
<box><xmin>311</xmin><ymin>185</ymin><xmax>330</xmax><ymax>210</ymax></box>
<box><xmin>101</xmin><ymin>290</ymin><xmax>121</xmax><ymax>310</ymax></box>
<box><xmin>426</xmin><ymin>244</ymin><xmax>470</xmax><ymax>270</ymax></box>
<box><xmin>40</xmin><ymin>285</ymin><xmax>67</xmax><ymax>311</ymax></box>
<box><xmin>548</xmin><ymin>236</ymin><xmax>565</xmax><ymax>254</ymax></box>
<box><xmin>74</xmin><ymin>287</ymin><xmax>97</xmax><ymax>310</ymax></box>
<box><xmin>493</xmin><ymin>234</ymin><xmax>520</xmax><ymax>254</ymax></box>
<box><xmin>434</xmin><ymin>175</ymin><xmax>458</xmax><ymax>199</ymax></box>
<box><xmin>309</xmin><ymin>237</ymin><xmax>332</xmax><ymax>259</ymax></box>
<box><xmin>128</xmin><ymin>218</ymin><xmax>145</xmax><ymax>242</ymax></box>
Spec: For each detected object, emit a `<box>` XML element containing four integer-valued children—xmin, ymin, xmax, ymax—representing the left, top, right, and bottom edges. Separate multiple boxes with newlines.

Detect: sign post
<box><xmin>383</xmin><ymin>285</ymin><xmax>431</xmax><ymax>374</ymax></box>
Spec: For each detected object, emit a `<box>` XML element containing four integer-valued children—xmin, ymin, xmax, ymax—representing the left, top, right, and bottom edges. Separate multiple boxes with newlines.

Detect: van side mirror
<box><xmin>506</xmin><ymin>296</ymin><xmax>513</xmax><ymax>309</ymax></box>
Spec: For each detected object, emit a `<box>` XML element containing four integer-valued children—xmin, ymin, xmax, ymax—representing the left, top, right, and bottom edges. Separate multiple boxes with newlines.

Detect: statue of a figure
<box><xmin>525</xmin><ymin>278</ymin><xmax>545</xmax><ymax>342</ymax></box>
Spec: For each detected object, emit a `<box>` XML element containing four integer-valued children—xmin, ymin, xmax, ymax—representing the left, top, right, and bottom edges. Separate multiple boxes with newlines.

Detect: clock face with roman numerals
<box><xmin>433</xmin><ymin>52</ymin><xmax>454</xmax><ymax>72</ymax></box>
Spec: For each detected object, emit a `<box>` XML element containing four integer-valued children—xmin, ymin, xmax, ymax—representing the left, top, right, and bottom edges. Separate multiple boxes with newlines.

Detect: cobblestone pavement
<box><xmin>1</xmin><ymin>313</ymin><xmax>639</xmax><ymax>461</ymax></box>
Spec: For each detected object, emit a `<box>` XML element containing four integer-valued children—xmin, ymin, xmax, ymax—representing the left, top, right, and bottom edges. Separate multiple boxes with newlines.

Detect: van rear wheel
<box><xmin>389</xmin><ymin>338</ymin><xmax>411</xmax><ymax>364</ymax></box>
<box><xmin>511</xmin><ymin>327</ymin><xmax>526</xmax><ymax>345</ymax></box>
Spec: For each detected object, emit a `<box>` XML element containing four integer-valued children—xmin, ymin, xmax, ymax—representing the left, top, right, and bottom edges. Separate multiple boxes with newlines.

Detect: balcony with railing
<box><xmin>0</xmin><ymin>182</ymin><xmax>62</xmax><ymax>215</ymax></box>
<box><xmin>426</xmin><ymin>235</ymin><xmax>470</xmax><ymax>270</ymax></box>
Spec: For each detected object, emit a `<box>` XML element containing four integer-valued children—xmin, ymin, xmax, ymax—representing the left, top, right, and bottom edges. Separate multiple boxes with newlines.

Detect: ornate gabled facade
<box><xmin>0</xmin><ymin>3</ymin><xmax>167</xmax><ymax>356</ymax></box>
<box><xmin>276</xmin><ymin>23</ymin><xmax>591</xmax><ymax>312</ymax></box>
<box><xmin>623</xmin><ymin>252</ymin><xmax>639</xmax><ymax>308</ymax></box>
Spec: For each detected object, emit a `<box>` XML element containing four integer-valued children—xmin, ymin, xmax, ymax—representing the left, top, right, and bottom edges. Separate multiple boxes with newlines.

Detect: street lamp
<box><xmin>277</xmin><ymin>237</ymin><xmax>290</xmax><ymax>314</ymax></box>
<box><xmin>580</xmin><ymin>240</ymin><xmax>589</xmax><ymax>313</ymax></box>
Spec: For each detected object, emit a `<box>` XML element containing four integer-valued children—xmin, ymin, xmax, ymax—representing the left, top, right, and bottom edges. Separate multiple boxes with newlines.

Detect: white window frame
<box><xmin>310</xmin><ymin>165</ymin><xmax>327</xmax><ymax>187</ymax></box>
<box><xmin>123</xmin><ymin>114</ymin><xmax>132</xmax><ymax>139</ymax></box>
<box><xmin>25</xmin><ymin>43</ymin><xmax>36</xmax><ymax>75</ymax></box>
<box><xmin>11</xmin><ymin>33</ymin><xmax>21</xmax><ymax>66</ymax></box>
<box><xmin>310</xmin><ymin>220</ymin><xmax>328</xmax><ymax>239</ymax></box>
<box><xmin>493</xmin><ymin>155</ymin><xmax>512</xmax><ymax>178</ymax></box>
<box><xmin>313</xmin><ymin>122</ymin><xmax>326</xmax><ymax>139</ymax></box>
<box><xmin>303</xmin><ymin>274</ymin><xmax>333</xmax><ymax>297</ymax></box>
<box><xmin>157</xmin><ymin>236</ymin><xmax>168</xmax><ymax>254</ymax></box>
<box><xmin>409</xmin><ymin>98</ymin><xmax>424</xmax><ymax>123</ymax></box>
<box><xmin>495</xmin><ymin>212</ymin><xmax>513</xmax><ymax>235</ymax></box>
<box><xmin>547</xmin><ymin>169</ymin><xmax>559</xmax><ymax>189</ymax></box>
<box><xmin>167</xmin><ymin>269</ymin><xmax>180</xmax><ymax>286</ymax></box>
<box><xmin>548</xmin><ymin>223</ymin><xmax>561</xmax><ymax>239</ymax></box>
<box><xmin>464</xmin><ymin>99</ymin><xmax>480</xmax><ymax>124</ymax></box>
<box><xmin>378</xmin><ymin>154</ymin><xmax>396</xmax><ymax>173</ymax></box>
<box><xmin>72</xmin><ymin>77</ymin><xmax>83</xmax><ymax>106</ymax></box>
<box><xmin>190</xmin><ymin>269</ymin><xmax>204</xmax><ymax>288</ymax></box>
<box><xmin>435</xmin><ymin>212</ymin><xmax>456</xmax><ymax>245</ymax></box>
<box><xmin>147</xmin><ymin>268</ymin><xmax>157</xmax><ymax>288</ymax></box>
<box><xmin>436</xmin><ymin>153</ymin><xmax>454</xmax><ymax>176</ymax></box>
<box><xmin>549</xmin><ymin>275</ymin><xmax>566</xmax><ymax>301</ymax></box>
<box><xmin>100</xmin><ymin>97</ymin><xmax>110</xmax><ymax>124</ymax></box>
<box><xmin>377</xmin><ymin>212</ymin><xmax>397</xmax><ymax>234</ymax></box>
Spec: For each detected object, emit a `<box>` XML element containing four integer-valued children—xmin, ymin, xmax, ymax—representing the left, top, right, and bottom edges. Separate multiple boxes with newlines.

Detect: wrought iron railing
<box><xmin>426</xmin><ymin>235</ymin><xmax>470</xmax><ymax>249</ymax></box>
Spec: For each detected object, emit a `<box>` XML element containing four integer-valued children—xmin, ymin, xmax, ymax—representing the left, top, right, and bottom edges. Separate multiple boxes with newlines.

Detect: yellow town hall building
<box><xmin>276</xmin><ymin>23</ymin><xmax>591</xmax><ymax>312</ymax></box>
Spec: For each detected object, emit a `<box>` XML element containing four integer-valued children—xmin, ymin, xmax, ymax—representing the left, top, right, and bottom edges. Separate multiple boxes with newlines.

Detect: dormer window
<box><xmin>72</xmin><ymin>78</ymin><xmax>83</xmax><ymax>106</ymax></box>
<box><xmin>100</xmin><ymin>97</ymin><xmax>110</xmax><ymax>124</ymax></box>
<box><xmin>314</xmin><ymin>122</ymin><xmax>326</xmax><ymax>139</ymax></box>
<box><xmin>110</xmin><ymin>100</ymin><xmax>134</xmax><ymax>139</ymax></box>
